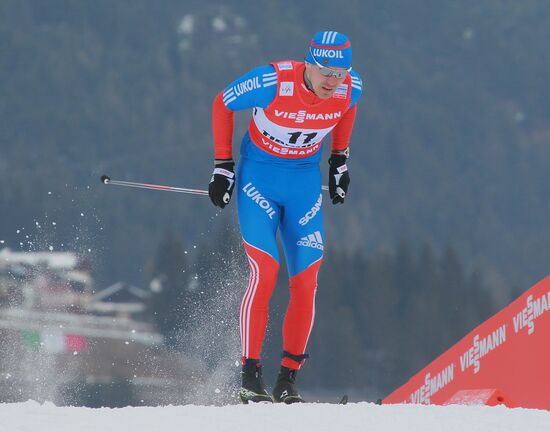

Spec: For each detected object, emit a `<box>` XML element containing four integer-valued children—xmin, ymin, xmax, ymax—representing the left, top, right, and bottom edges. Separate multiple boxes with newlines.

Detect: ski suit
<box><xmin>212</xmin><ymin>60</ymin><xmax>362</xmax><ymax>369</ymax></box>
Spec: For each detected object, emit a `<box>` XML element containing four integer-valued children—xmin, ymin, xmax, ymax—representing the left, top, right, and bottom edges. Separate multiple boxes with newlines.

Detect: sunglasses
<box><xmin>309</xmin><ymin>47</ymin><xmax>351</xmax><ymax>79</ymax></box>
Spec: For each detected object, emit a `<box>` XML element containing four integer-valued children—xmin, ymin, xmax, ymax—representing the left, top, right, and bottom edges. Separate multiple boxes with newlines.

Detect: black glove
<box><xmin>328</xmin><ymin>150</ymin><xmax>350</xmax><ymax>204</ymax></box>
<box><xmin>208</xmin><ymin>160</ymin><xmax>235</xmax><ymax>208</ymax></box>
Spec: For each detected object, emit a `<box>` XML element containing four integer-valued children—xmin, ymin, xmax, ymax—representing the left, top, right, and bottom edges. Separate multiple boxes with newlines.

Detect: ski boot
<box><xmin>239</xmin><ymin>359</ymin><xmax>273</xmax><ymax>404</ymax></box>
<box><xmin>272</xmin><ymin>366</ymin><xmax>305</xmax><ymax>404</ymax></box>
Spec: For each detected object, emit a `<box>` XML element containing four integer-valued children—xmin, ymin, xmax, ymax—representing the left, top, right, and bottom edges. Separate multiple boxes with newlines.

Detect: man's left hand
<box><xmin>328</xmin><ymin>150</ymin><xmax>350</xmax><ymax>205</ymax></box>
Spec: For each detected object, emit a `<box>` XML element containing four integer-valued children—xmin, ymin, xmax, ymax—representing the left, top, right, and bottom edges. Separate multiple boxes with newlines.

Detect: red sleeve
<box><xmin>212</xmin><ymin>92</ymin><xmax>235</xmax><ymax>160</ymax></box>
<box><xmin>331</xmin><ymin>104</ymin><xmax>357</xmax><ymax>152</ymax></box>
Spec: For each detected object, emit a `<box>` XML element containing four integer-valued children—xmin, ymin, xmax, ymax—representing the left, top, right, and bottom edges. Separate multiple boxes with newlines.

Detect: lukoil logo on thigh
<box><xmin>242</xmin><ymin>182</ymin><xmax>276</xmax><ymax>219</ymax></box>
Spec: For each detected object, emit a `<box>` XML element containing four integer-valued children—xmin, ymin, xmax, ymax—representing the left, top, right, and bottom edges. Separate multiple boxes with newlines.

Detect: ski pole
<box><xmin>100</xmin><ymin>175</ymin><xmax>329</xmax><ymax>195</ymax></box>
<box><xmin>100</xmin><ymin>175</ymin><xmax>209</xmax><ymax>196</ymax></box>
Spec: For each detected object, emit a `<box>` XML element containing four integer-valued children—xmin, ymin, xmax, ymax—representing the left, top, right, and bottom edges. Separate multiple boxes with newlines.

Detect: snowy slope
<box><xmin>1</xmin><ymin>401</ymin><xmax>549</xmax><ymax>432</ymax></box>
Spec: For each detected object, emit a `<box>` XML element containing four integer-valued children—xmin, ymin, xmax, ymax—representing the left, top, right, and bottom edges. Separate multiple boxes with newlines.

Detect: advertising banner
<box><xmin>383</xmin><ymin>276</ymin><xmax>550</xmax><ymax>410</ymax></box>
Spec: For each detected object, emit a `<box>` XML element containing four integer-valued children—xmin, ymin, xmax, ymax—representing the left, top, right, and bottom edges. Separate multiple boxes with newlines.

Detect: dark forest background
<box><xmin>1</xmin><ymin>0</ymin><xmax>549</xmax><ymax>398</ymax></box>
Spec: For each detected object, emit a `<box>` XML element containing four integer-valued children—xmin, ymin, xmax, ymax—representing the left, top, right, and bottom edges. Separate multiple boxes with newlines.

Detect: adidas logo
<box><xmin>296</xmin><ymin>231</ymin><xmax>324</xmax><ymax>250</ymax></box>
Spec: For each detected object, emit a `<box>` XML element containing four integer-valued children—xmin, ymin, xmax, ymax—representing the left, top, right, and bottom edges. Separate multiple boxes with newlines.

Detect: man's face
<box><xmin>304</xmin><ymin>63</ymin><xmax>348</xmax><ymax>99</ymax></box>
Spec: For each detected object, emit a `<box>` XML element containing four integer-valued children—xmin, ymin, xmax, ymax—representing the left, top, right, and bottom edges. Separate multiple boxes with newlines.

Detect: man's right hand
<box><xmin>208</xmin><ymin>160</ymin><xmax>235</xmax><ymax>208</ymax></box>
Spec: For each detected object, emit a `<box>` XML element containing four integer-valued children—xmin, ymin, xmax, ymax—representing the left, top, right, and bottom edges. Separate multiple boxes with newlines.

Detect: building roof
<box><xmin>0</xmin><ymin>248</ymin><xmax>78</xmax><ymax>270</ymax></box>
<box><xmin>89</xmin><ymin>282</ymin><xmax>151</xmax><ymax>314</ymax></box>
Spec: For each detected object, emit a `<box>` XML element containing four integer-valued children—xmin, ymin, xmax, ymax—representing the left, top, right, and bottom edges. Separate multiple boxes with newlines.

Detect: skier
<box><xmin>208</xmin><ymin>31</ymin><xmax>363</xmax><ymax>403</ymax></box>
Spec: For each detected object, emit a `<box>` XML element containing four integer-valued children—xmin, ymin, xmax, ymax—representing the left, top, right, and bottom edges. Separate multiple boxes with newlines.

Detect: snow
<box><xmin>212</xmin><ymin>16</ymin><xmax>227</xmax><ymax>32</ymax></box>
<box><xmin>1</xmin><ymin>401</ymin><xmax>549</xmax><ymax>432</ymax></box>
<box><xmin>178</xmin><ymin>14</ymin><xmax>194</xmax><ymax>35</ymax></box>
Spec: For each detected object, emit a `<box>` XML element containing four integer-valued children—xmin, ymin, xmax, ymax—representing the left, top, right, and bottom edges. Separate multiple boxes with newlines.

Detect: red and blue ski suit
<box><xmin>212</xmin><ymin>60</ymin><xmax>362</xmax><ymax>369</ymax></box>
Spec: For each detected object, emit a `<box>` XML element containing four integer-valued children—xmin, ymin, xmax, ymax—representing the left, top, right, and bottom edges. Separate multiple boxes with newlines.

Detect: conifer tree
<box><xmin>147</xmin><ymin>232</ymin><xmax>189</xmax><ymax>349</ymax></box>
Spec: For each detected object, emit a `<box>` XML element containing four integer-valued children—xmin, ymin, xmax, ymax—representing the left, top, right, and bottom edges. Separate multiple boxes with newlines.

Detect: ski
<box><xmin>239</xmin><ymin>394</ymin><xmax>349</xmax><ymax>405</ymax></box>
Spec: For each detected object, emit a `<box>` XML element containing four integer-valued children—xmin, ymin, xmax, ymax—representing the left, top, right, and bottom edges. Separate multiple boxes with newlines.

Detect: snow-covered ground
<box><xmin>1</xmin><ymin>401</ymin><xmax>549</xmax><ymax>432</ymax></box>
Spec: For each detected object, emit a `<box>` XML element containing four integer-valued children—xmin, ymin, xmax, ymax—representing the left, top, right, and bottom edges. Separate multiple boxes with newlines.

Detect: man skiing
<box><xmin>208</xmin><ymin>31</ymin><xmax>363</xmax><ymax>404</ymax></box>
